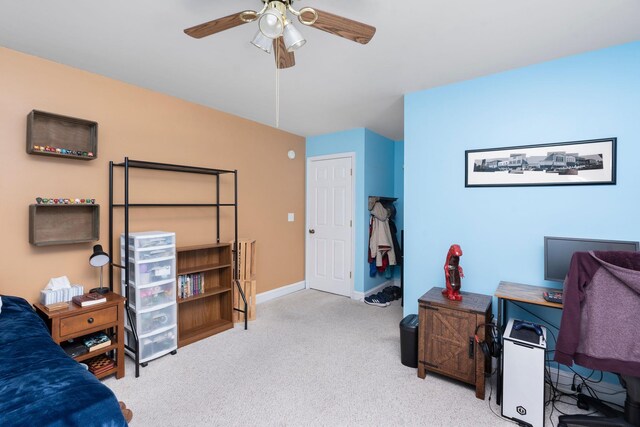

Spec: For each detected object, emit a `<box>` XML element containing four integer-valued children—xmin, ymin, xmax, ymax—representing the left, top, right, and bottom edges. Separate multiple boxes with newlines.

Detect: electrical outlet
<box><xmin>288</xmin><ymin>213</ymin><xmax>294</xmax><ymax>222</ymax></box>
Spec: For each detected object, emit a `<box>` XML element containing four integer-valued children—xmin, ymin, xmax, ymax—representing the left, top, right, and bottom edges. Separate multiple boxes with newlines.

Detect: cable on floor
<box><xmin>486</xmin><ymin>367</ymin><xmax>519</xmax><ymax>425</ymax></box>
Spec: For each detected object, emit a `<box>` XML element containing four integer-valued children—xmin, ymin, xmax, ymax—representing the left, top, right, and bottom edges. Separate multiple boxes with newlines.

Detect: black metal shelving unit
<box><xmin>108</xmin><ymin>157</ymin><xmax>248</xmax><ymax>378</ymax></box>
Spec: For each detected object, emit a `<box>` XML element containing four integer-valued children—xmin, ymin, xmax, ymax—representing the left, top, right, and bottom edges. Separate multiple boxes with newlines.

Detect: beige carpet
<box><xmin>104</xmin><ymin>290</ymin><xmax>520</xmax><ymax>426</ymax></box>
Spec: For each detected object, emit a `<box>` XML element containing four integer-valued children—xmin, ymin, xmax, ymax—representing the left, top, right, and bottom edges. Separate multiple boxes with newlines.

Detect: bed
<box><xmin>0</xmin><ymin>295</ymin><xmax>127</xmax><ymax>427</ymax></box>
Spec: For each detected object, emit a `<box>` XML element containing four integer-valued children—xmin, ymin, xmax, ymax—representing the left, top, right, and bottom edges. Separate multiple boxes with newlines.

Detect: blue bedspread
<box><xmin>0</xmin><ymin>296</ymin><xmax>127</xmax><ymax>427</ymax></box>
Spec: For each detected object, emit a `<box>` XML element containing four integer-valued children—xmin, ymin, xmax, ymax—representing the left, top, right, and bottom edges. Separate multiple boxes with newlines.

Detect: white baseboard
<box><xmin>352</xmin><ymin>279</ymin><xmax>399</xmax><ymax>301</ymax></box>
<box><xmin>259</xmin><ymin>278</ymin><xmax>401</xmax><ymax>303</ymax></box>
<box><xmin>256</xmin><ymin>281</ymin><xmax>306</xmax><ymax>305</ymax></box>
<box><xmin>546</xmin><ymin>366</ymin><xmax>626</xmax><ymax>407</ymax></box>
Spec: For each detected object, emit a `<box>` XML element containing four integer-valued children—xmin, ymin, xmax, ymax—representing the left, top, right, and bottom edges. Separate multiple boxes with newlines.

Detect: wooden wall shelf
<box><xmin>29</xmin><ymin>204</ymin><xmax>99</xmax><ymax>246</ymax></box>
<box><xmin>27</xmin><ymin>110</ymin><xmax>98</xmax><ymax>160</ymax></box>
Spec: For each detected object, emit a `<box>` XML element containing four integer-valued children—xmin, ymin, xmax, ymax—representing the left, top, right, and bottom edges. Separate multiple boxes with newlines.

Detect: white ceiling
<box><xmin>1</xmin><ymin>0</ymin><xmax>640</xmax><ymax>141</ymax></box>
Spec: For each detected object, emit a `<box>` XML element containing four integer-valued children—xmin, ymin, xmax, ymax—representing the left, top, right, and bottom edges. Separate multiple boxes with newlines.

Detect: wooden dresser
<box><xmin>417</xmin><ymin>287</ymin><xmax>492</xmax><ymax>399</ymax></box>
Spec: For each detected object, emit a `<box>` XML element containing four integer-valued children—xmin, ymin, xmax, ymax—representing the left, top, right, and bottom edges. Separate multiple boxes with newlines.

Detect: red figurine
<box><xmin>443</xmin><ymin>244</ymin><xmax>464</xmax><ymax>301</ymax></box>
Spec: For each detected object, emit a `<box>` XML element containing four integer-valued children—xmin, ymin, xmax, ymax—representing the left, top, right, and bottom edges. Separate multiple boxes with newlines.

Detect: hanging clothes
<box><xmin>368</xmin><ymin>202</ymin><xmax>396</xmax><ymax>272</ymax></box>
<box><xmin>389</xmin><ymin>217</ymin><xmax>402</xmax><ymax>266</ymax></box>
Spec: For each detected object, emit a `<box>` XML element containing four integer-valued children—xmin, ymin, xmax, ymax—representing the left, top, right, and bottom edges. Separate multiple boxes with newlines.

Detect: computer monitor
<box><xmin>544</xmin><ymin>236</ymin><xmax>639</xmax><ymax>283</ymax></box>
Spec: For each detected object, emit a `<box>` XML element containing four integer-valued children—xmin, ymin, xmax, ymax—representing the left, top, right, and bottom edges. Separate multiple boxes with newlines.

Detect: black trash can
<box><xmin>400</xmin><ymin>314</ymin><xmax>419</xmax><ymax>368</ymax></box>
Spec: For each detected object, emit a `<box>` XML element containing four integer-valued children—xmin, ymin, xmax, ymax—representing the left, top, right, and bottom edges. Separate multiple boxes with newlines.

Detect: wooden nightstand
<box><xmin>417</xmin><ymin>287</ymin><xmax>492</xmax><ymax>399</ymax></box>
<box><xmin>34</xmin><ymin>292</ymin><xmax>126</xmax><ymax>379</ymax></box>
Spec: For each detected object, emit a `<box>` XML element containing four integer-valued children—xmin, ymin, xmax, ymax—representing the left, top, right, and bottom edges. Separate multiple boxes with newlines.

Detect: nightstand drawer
<box><xmin>59</xmin><ymin>306</ymin><xmax>118</xmax><ymax>337</ymax></box>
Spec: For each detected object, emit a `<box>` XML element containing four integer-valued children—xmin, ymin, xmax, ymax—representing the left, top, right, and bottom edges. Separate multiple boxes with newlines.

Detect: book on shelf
<box><xmin>178</xmin><ymin>273</ymin><xmax>205</xmax><ymax>298</ymax></box>
<box><xmin>72</xmin><ymin>292</ymin><xmax>107</xmax><ymax>307</ymax></box>
<box><xmin>81</xmin><ymin>332</ymin><xmax>112</xmax><ymax>352</ymax></box>
<box><xmin>61</xmin><ymin>339</ymin><xmax>89</xmax><ymax>358</ymax></box>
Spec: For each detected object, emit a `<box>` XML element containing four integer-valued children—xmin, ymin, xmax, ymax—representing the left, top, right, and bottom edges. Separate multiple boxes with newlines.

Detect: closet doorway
<box><xmin>306</xmin><ymin>153</ymin><xmax>355</xmax><ymax>297</ymax></box>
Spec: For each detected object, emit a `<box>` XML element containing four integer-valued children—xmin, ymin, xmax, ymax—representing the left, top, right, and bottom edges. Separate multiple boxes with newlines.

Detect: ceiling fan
<box><xmin>184</xmin><ymin>0</ymin><xmax>376</xmax><ymax>69</ymax></box>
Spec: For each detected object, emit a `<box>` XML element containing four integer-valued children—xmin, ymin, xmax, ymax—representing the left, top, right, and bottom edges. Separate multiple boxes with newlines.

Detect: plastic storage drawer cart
<box><xmin>121</xmin><ymin>231</ymin><xmax>177</xmax><ymax>364</ymax></box>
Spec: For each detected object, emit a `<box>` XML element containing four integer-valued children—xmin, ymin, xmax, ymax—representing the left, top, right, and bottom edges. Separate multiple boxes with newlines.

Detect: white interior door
<box><xmin>306</xmin><ymin>154</ymin><xmax>354</xmax><ymax>297</ymax></box>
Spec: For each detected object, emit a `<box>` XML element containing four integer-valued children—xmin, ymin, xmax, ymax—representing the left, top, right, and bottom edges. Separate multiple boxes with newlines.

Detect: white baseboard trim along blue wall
<box><xmin>352</xmin><ymin>279</ymin><xmax>400</xmax><ymax>301</ymax></box>
<box><xmin>256</xmin><ymin>278</ymin><xmax>402</xmax><ymax>304</ymax></box>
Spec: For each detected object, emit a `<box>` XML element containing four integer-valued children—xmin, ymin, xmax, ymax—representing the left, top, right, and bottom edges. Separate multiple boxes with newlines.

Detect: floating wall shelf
<box><xmin>29</xmin><ymin>204</ymin><xmax>99</xmax><ymax>246</ymax></box>
<box><xmin>26</xmin><ymin>110</ymin><xmax>98</xmax><ymax>160</ymax></box>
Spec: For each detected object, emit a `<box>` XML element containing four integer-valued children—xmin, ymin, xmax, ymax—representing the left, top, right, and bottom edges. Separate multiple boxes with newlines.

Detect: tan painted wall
<box><xmin>0</xmin><ymin>47</ymin><xmax>305</xmax><ymax>303</ymax></box>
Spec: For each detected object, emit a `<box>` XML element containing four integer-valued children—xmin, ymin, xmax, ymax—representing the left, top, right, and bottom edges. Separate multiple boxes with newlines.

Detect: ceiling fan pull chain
<box><xmin>275</xmin><ymin>41</ymin><xmax>280</xmax><ymax>128</ymax></box>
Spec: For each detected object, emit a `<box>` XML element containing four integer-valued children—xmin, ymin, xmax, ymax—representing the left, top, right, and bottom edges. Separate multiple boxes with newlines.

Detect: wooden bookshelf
<box><xmin>176</xmin><ymin>244</ymin><xmax>233</xmax><ymax>347</ymax></box>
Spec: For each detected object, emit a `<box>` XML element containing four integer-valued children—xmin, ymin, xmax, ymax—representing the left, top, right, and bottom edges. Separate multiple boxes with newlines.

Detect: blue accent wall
<box><xmin>363</xmin><ymin>129</ymin><xmax>397</xmax><ymax>290</ymax></box>
<box><xmin>393</xmin><ymin>141</ymin><xmax>404</xmax><ymax>234</ymax></box>
<box><xmin>306</xmin><ymin>129</ymin><xmax>401</xmax><ymax>293</ymax></box>
<box><xmin>393</xmin><ymin>141</ymin><xmax>404</xmax><ymax>279</ymax></box>
<box><xmin>404</xmin><ymin>41</ymin><xmax>640</xmax><ymax>316</ymax></box>
<box><xmin>404</xmin><ymin>42</ymin><xmax>640</xmax><ymax>383</ymax></box>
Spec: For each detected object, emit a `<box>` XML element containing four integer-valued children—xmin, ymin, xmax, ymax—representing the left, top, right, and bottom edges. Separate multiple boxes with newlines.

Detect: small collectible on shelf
<box><xmin>443</xmin><ymin>244</ymin><xmax>464</xmax><ymax>301</ymax></box>
<box><xmin>32</xmin><ymin>145</ymin><xmax>94</xmax><ymax>158</ymax></box>
<box><xmin>35</xmin><ymin>197</ymin><xmax>96</xmax><ymax>205</ymax></box>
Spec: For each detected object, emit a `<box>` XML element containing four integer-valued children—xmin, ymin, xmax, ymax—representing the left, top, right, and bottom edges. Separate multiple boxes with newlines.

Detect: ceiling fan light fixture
<box><xmin>258</xmin><ymin>8</ymin><xmax>284</xmax><ymax>39</ymax></box>
<box><xmin>283</xmin><ymin>21</ymin><xmax>306</xmax><ymax>52</ymax></box>
<box><xmin>251</xmin><ymin>30</ymin><xmax>273</xmax><ymax>53</ymax></box>
<box><xmin>184</xmin><ymin>1</ymin><xmax>376</xmax><ymax>69</ymax></box>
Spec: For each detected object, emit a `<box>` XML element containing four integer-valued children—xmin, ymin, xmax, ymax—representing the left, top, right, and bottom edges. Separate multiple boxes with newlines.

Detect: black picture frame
<box><xmin>465</xmin><ymin>138</ymin><xmax>617</xmax><ymax>188</ymax></box>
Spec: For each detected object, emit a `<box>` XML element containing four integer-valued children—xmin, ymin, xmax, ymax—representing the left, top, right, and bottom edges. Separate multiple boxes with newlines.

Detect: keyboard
<box><xmin>543</xmin><ymin>291</ymin><xmax>563</xmax><ymax>304</ymax></box>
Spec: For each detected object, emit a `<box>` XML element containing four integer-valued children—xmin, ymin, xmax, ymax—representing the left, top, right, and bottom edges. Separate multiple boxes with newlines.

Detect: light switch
<box><xmin>288</xmin><ymin>213</ymin><xmax>295</xmax><ymax>222</ymax></box>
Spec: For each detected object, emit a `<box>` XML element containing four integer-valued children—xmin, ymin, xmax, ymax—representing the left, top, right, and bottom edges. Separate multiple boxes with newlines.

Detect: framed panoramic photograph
<box><xmin>465</xmin><ymin>138</ymin><xmax>616</xmax><ymax>187</ymax></box>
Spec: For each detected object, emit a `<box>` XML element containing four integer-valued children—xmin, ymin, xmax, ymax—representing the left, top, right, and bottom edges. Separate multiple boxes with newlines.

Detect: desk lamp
<box><xmin>89</xmin><ymin>244</ymin><xmax>110</xmax><ymax>294</ymax></box>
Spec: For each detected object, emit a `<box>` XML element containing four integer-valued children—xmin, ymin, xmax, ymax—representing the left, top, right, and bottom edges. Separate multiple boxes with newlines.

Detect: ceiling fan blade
<box><xmin>274</xmin><ymin>38</ymin><xmax>295</xmax><ymax>69</ymax></box>
<box><xmin>184</xmin><ymin>12</ymin><xmax>248</xmax><ymax>39</ymax></box>
<box><xmin>305</xmin><ymin>9</ymin><xmax>376</xmax><ymax>45</ymax></box>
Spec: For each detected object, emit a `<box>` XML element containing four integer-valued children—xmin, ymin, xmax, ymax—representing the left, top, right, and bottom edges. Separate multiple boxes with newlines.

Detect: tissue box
<box><xmin>40</xmin><ymin>285</ymin><xmax>84</xmax><ymax>305</ymax></box>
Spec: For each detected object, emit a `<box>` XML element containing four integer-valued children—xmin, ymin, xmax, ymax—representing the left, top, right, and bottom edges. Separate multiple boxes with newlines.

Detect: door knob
<box><xmin>309</xmin><ymin>229</ymin><xmax>315</xmax><ymax>234</ymax></box>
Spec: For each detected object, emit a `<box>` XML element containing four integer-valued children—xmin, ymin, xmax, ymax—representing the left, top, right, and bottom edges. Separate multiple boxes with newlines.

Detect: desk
<box><xmin>495</xmin><ymin>281</ymin><xmax>562</xmax><ymax>405</ymax></box>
